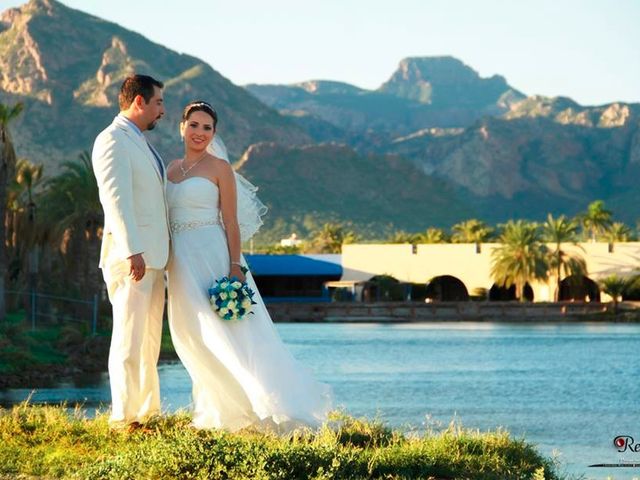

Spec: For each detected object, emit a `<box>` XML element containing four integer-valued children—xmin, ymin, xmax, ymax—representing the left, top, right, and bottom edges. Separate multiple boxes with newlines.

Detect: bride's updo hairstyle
<box><xmin>182</xmin><ymin>101</ymin><xmax>218</xmax><ymax>129</ymax></box>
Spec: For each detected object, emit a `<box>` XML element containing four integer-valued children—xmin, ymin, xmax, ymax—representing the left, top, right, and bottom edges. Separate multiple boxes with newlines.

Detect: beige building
<box><xmin>341</xmin><ymin>242</ymin><xmax>640</xmax><ymax>302</ymax></box>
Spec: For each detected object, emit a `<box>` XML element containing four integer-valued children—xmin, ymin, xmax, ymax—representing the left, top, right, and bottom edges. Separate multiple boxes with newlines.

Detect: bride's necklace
<box><xmin>180</xmin><ymin>151</ymin><xmax>208</xmax><ymax>177</ymax></box>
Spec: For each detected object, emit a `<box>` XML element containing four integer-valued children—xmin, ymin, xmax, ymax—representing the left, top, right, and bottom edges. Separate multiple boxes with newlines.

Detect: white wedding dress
<box><xmin>166</xmin><ymin>176</ymin><xmax>333</xmax><ymax>432</ymax></box>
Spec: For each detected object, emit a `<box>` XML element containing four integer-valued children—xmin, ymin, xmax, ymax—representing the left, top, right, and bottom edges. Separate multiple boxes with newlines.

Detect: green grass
<box><xmin>0</xmin><ymin>314</ymin><xmax>178</xmax><ymax>380</ymax></box>
<box><xmin>160</xmin><ymin>322</ymin><xmax>177</xmax><ymax>357</ymax></box>
<box><xmin>0</xmin><ymin>403</ymin><xmax>564</xmax><ymax>480</ymax></box>
<box><xmin>0</xmin><ymin>314</ymin><xmax>82</xmax><ymax>374</ymax></box>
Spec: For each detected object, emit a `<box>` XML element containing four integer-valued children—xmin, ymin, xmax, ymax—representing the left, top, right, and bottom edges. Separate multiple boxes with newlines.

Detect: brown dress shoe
<box><xmin>126</xmin><ymin>421</ymin><xmax>143</xmax><ymax>433</ymax></box>
<box><xmin>127</xmin><ymin>421</ymin><xmax>154</xmax><ymax>434</ymax></box>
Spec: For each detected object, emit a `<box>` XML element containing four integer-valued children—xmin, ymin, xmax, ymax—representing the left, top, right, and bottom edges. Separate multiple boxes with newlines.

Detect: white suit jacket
<box><xmin>92</xmin><ymin>115</ymin><xmax>170</xmax><ymax>270</ymax></box>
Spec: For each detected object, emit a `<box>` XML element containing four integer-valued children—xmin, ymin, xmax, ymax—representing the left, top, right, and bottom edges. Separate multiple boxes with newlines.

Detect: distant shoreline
<box><xmin>266</xmin><ymin>300</ymin><xmax>640</xmax><ymax>323</ymax></box>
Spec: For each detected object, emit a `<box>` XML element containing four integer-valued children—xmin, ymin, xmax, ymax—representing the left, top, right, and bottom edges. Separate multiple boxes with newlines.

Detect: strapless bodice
<box><xmin>167</xmin><ymin>177</ymin><xmax>221</xmax><ymax>231</ymax></box>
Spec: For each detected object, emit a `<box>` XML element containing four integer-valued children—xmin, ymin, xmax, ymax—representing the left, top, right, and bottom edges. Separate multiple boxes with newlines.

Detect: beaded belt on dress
<box><xmin>170</xmin><ymin>218</ymin><xmax>221</xmax><ymax>234</ymax></box>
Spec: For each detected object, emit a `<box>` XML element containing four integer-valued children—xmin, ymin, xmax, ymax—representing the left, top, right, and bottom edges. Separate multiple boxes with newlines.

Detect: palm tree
<box><xmin>310</xmin><ymin>222</ymin><xmax>357</xmax><ymax>253</ymax></box>
<box><xmin>604</xmin><ymin>222</ymin><xmax>632</xmax><ymax>252</ymax></box>
<box><xmin>542</xmin><ymin>214</ymin><xmax>586</xmax><ymax>301</ymax></box>
<box><xmin>387</xmin><ymin>230</ymin><xmax>416</xmax><ymax>244</ymax></box>
<box><xmin>451</xmin><ymin>219</ymin><xmax>493</xmax><ymax>253</ymax></box>
<box><xmin>14</xmin><ymin>158</ymin><xmax>43</xmax><ymax>205</ymax></box>
<box><xmin>578</xmin><ymin>200</ymin><xmax>612</xmax><ymax>242</ymax></box>
<box><xmin>415</xmin><ymin>227</ymin><xmax>448</xmax><ymax>244</ymax></box>
<box><xmin>599</xmin><ymin>275</ymin><xmax>630</xmax><ymax>314</ymax></box>
<box><xmin>39</xmin><ymin>151</ymin><xmax>103</xmax><ymax>298</ymax></box>
<box><xmin>8</xmin><ymin>159</ymin><xmax>44</xmax><ymax>302</ymax></box>
<box><xmin>0</xmin><ymin>102</ymin><xmax>24</xmax><ymax>319</ymax></box>
<box><xmin>491</xmin><ymin>220</ymin><xmax>548</xmax><ymax>302</ymax></box>
<box><xmin>9</xmin><ymin>159</ymin><xmax>43</xmax><ymax>247</ymax></box>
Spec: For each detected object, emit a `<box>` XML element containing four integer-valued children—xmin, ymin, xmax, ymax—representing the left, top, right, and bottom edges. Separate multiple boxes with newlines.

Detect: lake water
<box><xmin>2</xmin><ymin>322</ymin><xmax>640</xmax><ymax>479</ymax></box>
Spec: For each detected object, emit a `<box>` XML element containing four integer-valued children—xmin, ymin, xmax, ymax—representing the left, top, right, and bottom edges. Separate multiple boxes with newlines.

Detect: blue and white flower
<box><xmin>208</xmin><ymin>271</ymin><xmax>257</xmax><ymax>321</ymax></box>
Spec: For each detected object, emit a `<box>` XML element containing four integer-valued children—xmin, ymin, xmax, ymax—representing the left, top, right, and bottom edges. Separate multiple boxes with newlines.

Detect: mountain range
<box><xmin>1</xmin><ymin>0</ymin><xmax>639</xmax><ymax>243</ymax></box>
<box><xmin>246</xmin><ymin>56</ymin><xmax>525</xmax><ymax>139</ymax></box>
<box><xmin>0</xmin><ymin>0</ymin><xmax>309</xmax><ymax>167</ymax></box>
<box><xmin>246</xmin><ymin>59</ymin><xmax>640</xmax><ymax>229</ymax></box>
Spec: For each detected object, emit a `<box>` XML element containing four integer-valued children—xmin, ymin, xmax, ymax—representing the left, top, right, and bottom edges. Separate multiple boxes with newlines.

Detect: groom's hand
<box><xmin>128</xmin><ymin>253</ymin><xmax>146</xmax><ymax>281</ymax></box>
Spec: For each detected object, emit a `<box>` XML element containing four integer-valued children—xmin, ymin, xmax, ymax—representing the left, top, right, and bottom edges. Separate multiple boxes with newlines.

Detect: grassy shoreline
<box><xmin>0</xmin><ymin>403</ymin><xmax>563</xmax><ymax>480</ymax></box>
<box><xmin>0</xmin><ymin>313</ymin><xmax>178</xmax><ymax>389</ymax></box>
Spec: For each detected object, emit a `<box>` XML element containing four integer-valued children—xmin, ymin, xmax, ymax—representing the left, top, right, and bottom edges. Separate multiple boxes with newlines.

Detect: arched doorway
<box><xmin>363</xmin><ymin>275</ymin><xmax>408</xmax><ymax>301</ymax></box>
<box><xmin>489</xmin><ymin>283</ymin><xmax>534</xmax><ymax>301</ymax></box>
<box><xmin>559</xmin><ymin>275</ymin><xmax>600</xmax><ymax>302</ymax></box>
<box><xmin>425</xmin><ymin>275</ymin><xmax>469</xmax><ymax>301</ymax></box>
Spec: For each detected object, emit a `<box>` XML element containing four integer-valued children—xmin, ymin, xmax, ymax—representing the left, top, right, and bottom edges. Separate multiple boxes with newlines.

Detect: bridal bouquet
<box><xmin>208</xmin><ymin>270</ymin><xmax>257</xmax><ymax>321</ymax></box>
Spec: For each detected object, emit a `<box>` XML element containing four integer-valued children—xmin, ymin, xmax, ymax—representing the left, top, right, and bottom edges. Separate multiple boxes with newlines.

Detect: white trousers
<box><xmin>103</xmin><ymin>262</ymin><xmax>165</xmax><ymax>425</ymax></box>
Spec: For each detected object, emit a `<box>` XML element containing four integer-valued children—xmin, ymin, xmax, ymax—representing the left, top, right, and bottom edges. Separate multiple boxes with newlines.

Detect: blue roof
<box><xmin>245</xmin><ymin>254</ymin><xmax>342</xmax><ymax>276</ymax></box>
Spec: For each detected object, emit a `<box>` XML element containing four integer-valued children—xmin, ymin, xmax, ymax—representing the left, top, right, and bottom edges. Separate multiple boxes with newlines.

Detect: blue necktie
<box><xmin>146</xmin><ymin>141</ymin><xmax>165</xmax><ymax>177</ymax></box>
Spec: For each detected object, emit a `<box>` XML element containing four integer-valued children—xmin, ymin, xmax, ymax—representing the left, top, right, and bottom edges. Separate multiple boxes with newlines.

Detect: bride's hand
<box><xmin>230</xmin><ymin>264</ymin><xmax>246</xmax><ymax>282</ymax></box>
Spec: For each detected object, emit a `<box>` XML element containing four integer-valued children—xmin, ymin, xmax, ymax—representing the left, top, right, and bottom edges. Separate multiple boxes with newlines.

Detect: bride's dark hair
<box><xmin>182</xmin><ymin>101</ymin><xmax>218</xmax><ymax>128</ymax></box>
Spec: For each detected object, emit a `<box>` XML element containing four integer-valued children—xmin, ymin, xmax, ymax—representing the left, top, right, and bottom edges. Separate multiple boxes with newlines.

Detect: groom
<box><xmin>92</xmin><ymin>74</ymin><xmax>170</xmax><ymax>429</ymax></box>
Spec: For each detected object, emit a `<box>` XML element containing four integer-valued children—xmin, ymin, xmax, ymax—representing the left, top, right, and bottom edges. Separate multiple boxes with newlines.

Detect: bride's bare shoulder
<box><xmin>201</xmin><ymin>154</ymin><xmax>233</xmax><ymax>183</ymax></box>
<box><xmin>208</xmin><ymin>154</ymin><xmax>228</xmax><ymax>164</ymax></box>
<box><xmin>166</xmin><ymin>158</ymin><xmax>181</xmax><ymax>170</ymax></box>
<box><xmin>206</xmin><ymin>154</ymin><xmax>232</xmax><ymax>171</ymax></box>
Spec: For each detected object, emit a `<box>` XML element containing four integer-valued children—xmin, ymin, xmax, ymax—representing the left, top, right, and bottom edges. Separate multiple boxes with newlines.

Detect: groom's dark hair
<box><xmin>119</xmin><ymin>74</ymin><xmax>164</xmax><ymax>110</ymax></box>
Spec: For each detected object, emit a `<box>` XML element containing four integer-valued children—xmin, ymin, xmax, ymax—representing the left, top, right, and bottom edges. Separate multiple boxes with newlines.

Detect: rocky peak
<box><xmin>73</xmin><ymin>36</ymin><xmax>134</xmax><ymax>107</ymax></box>
<box><xmin>23</xmin><ymin>0</ymin><xmax>58</xmax><ymax>15</ymax></box>
<box><xmin>505</xmin><ymin>95</ymin><xmax>637</xmax><ymax>128</ymax></box>
<box><xmin>295</xmin><ymin>80</ymin><xmax>365</xmax><ymax>96</ymax></box>
<box><xmin>0</xmin><ymin>0</ymin><xmax>311</xmax><ymax>172</ymax></box>
<box><xmin>6</xmin><ymin>0</ymin><xmax>69</xmax><ymax>24</ymax></box>
<box><xmin>1</xmin><ymin>6</ymin><xmax>20</xmax><ymax>26</ymax></box>
<box><xmin>395</xmin><ymin>56</ymin><xmax>481</xmax><ymax>85</ymax></box>
<box><xmin>507</xmin><ymin>95</ymin><xmax>579</xmax><ymax>115</ymax></box>
<box><xmin>378</xmin><ymin>56</ymin><xmax>522</xmax><ymax>109</ymax></box>
<box><xmin>599</xmin><ymin>103</ymin><xmax>631</xmax><ymax>127</ymax></box>
<box><xmin>1</xmin><ymin>0</ymin><xmax>163</xmax><ymax>107</ymax></box>
<box><xmin>0</xmin><ymin>1</ymin><xmax>51</xmax><ymax>101</ymax></box>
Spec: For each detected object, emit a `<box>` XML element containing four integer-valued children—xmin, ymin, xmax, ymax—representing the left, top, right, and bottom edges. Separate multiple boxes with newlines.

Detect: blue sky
<box><xmin>1</xmin><ymin>0</ymin><xmax>638</xmax><ymax>105</ymax></box>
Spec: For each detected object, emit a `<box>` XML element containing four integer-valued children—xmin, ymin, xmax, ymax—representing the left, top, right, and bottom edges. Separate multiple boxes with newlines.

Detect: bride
<box><xmin>165</xmin><ymin>100</ymin><xmax>332</xmax><ymax>431</ymax></box>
